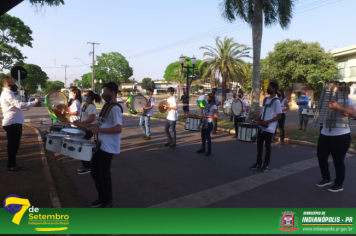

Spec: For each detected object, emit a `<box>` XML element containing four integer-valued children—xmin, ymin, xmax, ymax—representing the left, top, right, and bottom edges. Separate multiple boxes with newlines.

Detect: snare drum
<box><xmin>50</xmin><ymin>124</ymin><xmax>66</xmax><ymax>132</ymax></box>
<box><xmin>237</xmin><ymin>122</ymin><xmax>258</xmax><ymax>142</ymax></box>
<box><xmin>61</xmin><ymin>128</ymin><xmax>85</xmax><ymax>137</ymax></box>
<box><xmin>223</xmin><ymin>99</ymin><xmax>234</xmax><ymax>116</ymax></box>
<box><xmin>185</xmin><ymin>117</ymin><xmax>201</xmax><ymax>131</ymax></box>
<box><xmin>302</xmin><ymin>108</ymin><xmax>316</xmax><ymax>118</ymax></box>
<box><xmin>61</xmin><ymin>137</ymin><xmax>95</xmax><ymax>161</ymax></box>
<box><xmin>46</xmin><ymin>133</ymin><xmax>67</xmax><ymax>153</ymax></box>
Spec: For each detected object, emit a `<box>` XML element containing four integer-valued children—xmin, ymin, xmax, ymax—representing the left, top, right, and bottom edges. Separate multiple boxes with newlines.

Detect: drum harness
<box><xmin>260</xmin><ymin>97</ymin><xmax>279</xmax><ymax>132</ymax></box>
<box><xmin>92</xmin><ymin>102</ymin><xmax>123</xmax><ymax>154</ymax></box>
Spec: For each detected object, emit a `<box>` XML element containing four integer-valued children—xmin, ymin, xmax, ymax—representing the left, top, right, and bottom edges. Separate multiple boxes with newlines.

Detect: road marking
<box><xmin>150</xmin><ymin>154</ymin><xmax>353</xmax><ymax>208</ymax></box>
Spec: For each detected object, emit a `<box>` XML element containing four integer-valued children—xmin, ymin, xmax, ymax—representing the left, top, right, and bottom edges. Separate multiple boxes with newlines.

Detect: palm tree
<box><xmin>199</xmin><ymin>36</ymin><xmax>251</xmax><ymax>103</ymax></box>
<box><xmin>129</xmin><ymin>78</ymin><xmax>138</xmax><ymax>84</ymax></box>
<box><xmin>219</xmin><ymin>0</ymin><xmax>295</xmax><ymax>118</ymax></box>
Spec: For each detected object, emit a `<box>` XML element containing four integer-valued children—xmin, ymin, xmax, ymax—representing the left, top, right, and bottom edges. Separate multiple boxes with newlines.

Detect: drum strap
<box><xmin>261</xmin><ymin>97</ymin><xmax>278</xmax><ymax>121</ymax></box>
<box><xmin>98</xmin><ymin>102</ymin><xmax>123</xmax><ymax>119</ymax></box>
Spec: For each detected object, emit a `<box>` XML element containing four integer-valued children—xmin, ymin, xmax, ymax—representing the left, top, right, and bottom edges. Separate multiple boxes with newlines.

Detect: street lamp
<box><xmin>179</xmin><ymin>54</ymin><xmax>196</xmax><ymax>98</ymax></box>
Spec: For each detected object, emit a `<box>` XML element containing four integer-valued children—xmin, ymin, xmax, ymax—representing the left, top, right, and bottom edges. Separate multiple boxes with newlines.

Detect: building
<box><xmin>119</xmin><ymin>83</ymin><xmax>142</xmax><ymax>95</ymax></box>
<box><xmin>330</xmin><ymin>44</ymin><xmax>356</xmax><ymax>82</ymax></box>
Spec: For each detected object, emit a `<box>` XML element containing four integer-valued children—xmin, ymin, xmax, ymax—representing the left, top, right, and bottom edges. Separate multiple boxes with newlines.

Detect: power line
<box><xmin>41</xmin><ymin>64</ymin><xmax>91</xmax><ymax>69</ymax></box>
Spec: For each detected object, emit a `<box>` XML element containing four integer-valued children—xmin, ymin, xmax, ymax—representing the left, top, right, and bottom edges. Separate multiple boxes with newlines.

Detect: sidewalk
<box><xmin>0</xmin><ymin>124</ymin><xmax>52</xmax><ymax>207</ymax></box>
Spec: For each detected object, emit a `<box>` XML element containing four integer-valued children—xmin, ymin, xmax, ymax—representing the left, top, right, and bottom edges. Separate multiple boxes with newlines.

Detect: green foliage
<box><xmin>261</xmin><ymin>39</ymin><xmax>339</xmax><ymax>92</ymax></box>
<box><xmin>19</xmin><ymin>64</ymin><xmax>49</xmax><ymax>95</ymax></box>
<box><xmin>0</xmin><ymin>14</ymin><xmax>33</xmax><ymax>71</ymax></box>
<box><xmin>29</xmin><ymin>0</ymin><xmax>65</xmax><ymax>7</ymax></box>
<box><xmin>81</xmin><ymin>72</ymin><xmax>92</xmax><ymax>89</ymax></box>
<box><xmin>42</xmin><ymin>81</ymin><xmax>64</xmax><ymax>95</ymax></box>
<box><xmin>141</xmin><ymin>77</ymin><xmax>154</xmax><ymax>90</ymax></box>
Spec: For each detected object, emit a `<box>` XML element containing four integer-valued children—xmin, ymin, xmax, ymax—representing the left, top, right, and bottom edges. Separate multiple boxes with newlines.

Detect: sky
<box><xmin>6</xmin><ymin>0</ymin><xmax>356</xmax><ymax>87</ymax></box>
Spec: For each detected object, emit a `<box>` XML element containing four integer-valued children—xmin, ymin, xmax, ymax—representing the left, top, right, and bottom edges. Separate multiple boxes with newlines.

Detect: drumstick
<box><xmin>252</xmin><ymin>120</ymin><xmax>268</xmax><ymax>128</ymax></box>
<box><xmin>61</xmin><ymin>122</ymin><xmax>90</xmax><ymax>130</ymax></box>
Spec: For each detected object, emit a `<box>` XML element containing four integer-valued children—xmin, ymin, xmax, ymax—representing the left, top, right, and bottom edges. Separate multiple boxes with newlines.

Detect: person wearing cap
<box><xmin>297</xmin><ymin>91</ymin><xmax>310</xmax><ymax>131</ymax></box>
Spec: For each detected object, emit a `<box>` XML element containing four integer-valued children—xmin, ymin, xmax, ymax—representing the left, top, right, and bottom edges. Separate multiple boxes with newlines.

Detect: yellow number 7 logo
<box><xmin>5</xmin><ymin>197</ymin><xmax>31</xmax><ymax>225</ymax></box>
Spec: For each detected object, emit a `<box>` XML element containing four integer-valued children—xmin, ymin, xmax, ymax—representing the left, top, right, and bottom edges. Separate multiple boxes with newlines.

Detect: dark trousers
<box><xmin>256</xmin><ymin>129</ymin><xmax>273</xmax><ymax>166</ymax></box>
<box><xmin>201</xmin><ymin>123</ymin><xmax>213</xmax><ymax>153</ymax></box>
<box><xmin>317</xmin><ymin>133</ymin><xmax>351</xmax><ymax>186</ymax></box>
<box><xmin>274</xmin><ymin>113</ymin><xmax>286</xmax><ymax>142</ymax></box>
<box><xmin>91</xmin><ymin>149</ymin><xmax>114</xmax><ymax>203</ymax></box>
<box><xmin>164</xmin><ymin>120</ymin><xmax>176</xmax><ymax>143</ymax></box>
<box><xmin>3</xmin><ymin>124</ymin><xmax>22</xmax><ymax>168</ymax></box>
<box><xmin>234</xmin><ymin>116</ymin><xmax>246</xmax><ymax>135</ymax></box>
<box><xmin>82</xmin><ymin>130</ymin><xmax>93</xmax><ymax>168</ymax></box>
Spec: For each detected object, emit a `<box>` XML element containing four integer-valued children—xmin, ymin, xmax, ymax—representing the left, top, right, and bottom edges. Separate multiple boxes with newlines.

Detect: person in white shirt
<box><xmin>1</xmin><ymin>77</ymin><xmax>40</xmax><ymax>173</ymax></box>
<box><xmin>73</xmin><ymin>90</ymin><xmax>101</xmax><ymax>175</ymax></box>
<box><xmin>140</xmin><ymin>89</ymin><xmax>155</xmax><ymax>140</ymax></box>
<box><xmin>212</xmin><ymin>88</ymin><xmax>221</xmax><ymax>134</ymax></box>
<box><xmin>232</xmin><ymin>90</ymin><xmax>250</xmax><ymax>138</ymax></box>
<box><xmin>85</xmin><ymin>82</ymin><xmax>122</xmax><ymax>208</ymax></box>
<box><xmin>196</xmin><ymin>93</ymin><xmax>218</xmax><ymax>156</ymax></box>
<box><xmin>67</xmin><ymin>86</ymin><xmax>78</xmax><ymax>107</ymax></box>
<box><xmin>163</xmin><ymin>87</ymin><xmax>178</xmax><ymax>148</ymax></box>
<box><xmin>61</xmin><ymin>88</ymin><xmax>81</xmax><ymax>123</ymax></box>
<box><xmin>315</xmin><ymin>82</ymin><xmax>356</xmax><ymax>193</ymax></box>
<box><xmin>251</xmin><ymin>82</ymin><xmax>282</xmax><ymax>172</ymax></box>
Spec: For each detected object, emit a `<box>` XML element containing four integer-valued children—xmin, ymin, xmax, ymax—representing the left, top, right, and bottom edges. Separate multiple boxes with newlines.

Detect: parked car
<box><xmin>116</xmin><ymin>96</ymin><xmax>124</xmax><ymax>103</ymax></box>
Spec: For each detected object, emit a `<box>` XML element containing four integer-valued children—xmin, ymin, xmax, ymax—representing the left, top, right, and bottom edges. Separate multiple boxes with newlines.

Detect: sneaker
<box><xmin>164</xmin><ymin>142</ymin><xmax>172</xmax><ymax>147</ymax></box>
<box><xmin>77</xmin><ymin>166</ymin><xmax>85</xmax><ymax>172</ymax></box>
<box><xmin>261</xmin><ymin>164</ymin><xmax>269</xmax><ymax>172</ymax></box>
<box><xmin>205</xmin><ymin>152</ymin><xmax>212</xmax><ymax>156</ymax></box>
<box><xmin>144</xmin><ymin>136</ymin><xmax>151</xmax><ymax>140</ymax></box>
<box><xmin>316</xmin><ymin>179</ymin><xmax>332</xmax><ymax>187</ymax></box>
<box><xmin>7</xmin><ymin>165</ymin><xmax>25</xmax><ymax>173</ymax></box>
<box><xmin>169</xmin><ymin>142</ymin><xmax>176</xmax><ymax>148</ymax></box>
<box><xmin>89</xmin><ymin>199</ymin><xmax>103</xmax><ymax>208</ymax></box>
<box><xmin>232</xmin><ymin>135</ymin><xmax>237</xmax><ymax>138</ymax></box>
<box><xmin>196</xmin><ymin>149</ymin><xmax>205</xmax><ymax>154</ymax></box>
<box><xmin>327</xmin><ymin>184</ymin><xmax>343</xmax><ymax>193</ymax></box>
<box><xmin>100</xmin><ymin>202</ymin><xmax>113</xmax><ymax>208</ymax></box>
<box><xmin>250</xmin><ymin>163</ymin><xmax>261</xmax><ymax>170</ymax></box>
<box><xmin>78</xmin><ymin>168</ymin><xmax>91</xmax><ymax>175</ymax></box>
<box><xmin>141</xmin><ymin>135</ymin><xmax>147</xmax><ymax>139</ymax></box>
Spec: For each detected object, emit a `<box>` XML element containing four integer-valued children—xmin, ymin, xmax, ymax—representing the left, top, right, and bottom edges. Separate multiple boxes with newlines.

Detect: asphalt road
<box><xmin>5</xmin><ymin>106</ymin><xmax>356</xmax><ymax>208</ymax></box>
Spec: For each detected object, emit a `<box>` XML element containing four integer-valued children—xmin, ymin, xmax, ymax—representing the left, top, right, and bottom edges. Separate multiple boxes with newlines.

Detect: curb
<box><xmin>27</xmin><ymin>124</ymin><xmax>62</xmax><ymax>208</ymax></box>
<box><xmin>122</xmin><ymin>113</ymin><xmax>356</xmax><ymax>154</ymax></box>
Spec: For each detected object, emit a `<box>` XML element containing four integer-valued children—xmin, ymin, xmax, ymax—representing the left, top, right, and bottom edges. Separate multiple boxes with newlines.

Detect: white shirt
<box><xmin>166</xmin><ymin>96</ymin><xmax>178</xmax><ymax>121</ymax></box>
<box><xmin>146</xmin><ymin>97</ymin><xmax>155</xmax><ymax>117</ymax></box>
<box><xmin>70</xmin><ymin>100</ymin><xmax>81</xmax><ymax>123</ymax></box>
<box><xmin>1</xmin><ymin>88</ymin><xmax>36</xmax><ymax>126</ymax></box>
<box><xmin>241</xmin><ymin>98</ymin><xmax>250</xmax><ymax>117</ymax></box>
<box><xmin>80</xmin><ymin>103</ymin><xmax>96</xmax><ymax>124</ymax></box>
<box><xmin>260</xmin><ymin>96</ymin><xmax>282</xmax><ymax>133</ymax></box>
<box><xmin>280</xmin><ymin>98</ymin><xmax>286</xmax><ymax>114</ymax></box>
<box><xmin>98</xmin><ymin>106</ymin><xmax>122</xmax><ymax>154</ymax></box>
<box><xmin>205</xmin><ymin>104</ymin><xmax>217</xmax><ymax>123</ymax></box>
<box><xmin>215</xmin><ymin>95</ymin><xmax>221</xmax><ymax>112</ymax></box>
<box><xmin>321</xmin><ymin>98</ymin><xmax>355</xmax><ymax>136</ymax></box>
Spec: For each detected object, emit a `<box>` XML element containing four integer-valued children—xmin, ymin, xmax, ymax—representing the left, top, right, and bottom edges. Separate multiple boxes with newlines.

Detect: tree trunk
<box><xmin>222</xmin><ymin>74</ymin><xmax>227</xmax><ymax>104</ymax></box>
<box><xmin>249</xmin><ymin>0</ymin><xmax>263</xmax><ymax>120</ymax></box>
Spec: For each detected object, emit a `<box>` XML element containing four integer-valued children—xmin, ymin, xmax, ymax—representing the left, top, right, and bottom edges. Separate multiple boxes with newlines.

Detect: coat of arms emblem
<box><xmin>278</xmin><ymin>211</ymin><xmax>299</xmax><ymax>231</ymax></box>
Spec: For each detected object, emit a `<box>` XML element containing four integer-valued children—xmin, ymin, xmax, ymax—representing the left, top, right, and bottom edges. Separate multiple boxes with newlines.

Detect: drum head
<box><xmin>197</xmin><ymin>95</ymin><xmax>208</xmax><ymax>109</ymax></box>
<box><xmin>223</xmin><ymin>99</ymin><xmax>233</xmax><ymax>116</ymax></box>
<box><xmin>232</xmin><ymin>99</ymin><xmax>243</xmax><ymax>116</ymax></box>
<box><xmin>53</xmin><ymin>104</ymin><xmax>70</xmax><ymax>122</ymax></box>
<box><xmin>159</xmin><ymin>100</ymin><xmax>169</xmax><ymax>113</ymax></box>
<box><xmin>45</xmin><ymin>91</ymin><xmax>68</xmax><ymax>112</ymax></box>
<box><xmin>131</xmin><ymin>95</ymin><xmax>148</xmax><ymax>113</ymax></box>
<box><xmin>62</xmin><ymin>128</ymin><xmax>85</xmax><ymax>135</ymax></box>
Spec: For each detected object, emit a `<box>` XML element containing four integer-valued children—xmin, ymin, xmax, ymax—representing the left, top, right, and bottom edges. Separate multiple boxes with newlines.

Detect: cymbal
<box><xmin>159</xmin><ymin>100</ymin><xmax>169</xmax><ymax>114</ymax></box>
<box><xmin>53</xmin><ymin>104</ymin><xmax>71</xmax><ymax>122</ymax></box>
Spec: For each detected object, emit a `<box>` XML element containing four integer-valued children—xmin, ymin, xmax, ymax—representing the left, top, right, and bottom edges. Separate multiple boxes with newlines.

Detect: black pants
<box><xmin>82</xmin><ymin>130</ymin><xmax>93</xmax><ymax>168</ymax></box>
<box><xmin>3</xmin><ymin>124</ymin><xmax>22</xmax><ymax>168</ymax></box>
<box><xmin>274</xmin><ymin>113</ymin><xmax>286</xmax><ymax>142</ymax></box>
<box><xmin>91</xmin><ymin>148</ymin><xmax>114</xmax><ymax>203</ymax></box>
<box><xmin>213</xmin><ymin>118</ymin><xmax>218</xmax><ymax>133</ymax></box>
<box><xmin>234</xmin><ymin>116</ymin><xmax>246</xmax><ymax>135</ymax></box>
<box><xmin>317</xmin><ymin>133</ymin><xmax>351</xmax><ymax>186</ymax></box>
<box><xmin>256</xmin><ymin>129</ymin><xmax>273</xmax><ymax>166</ymax></box>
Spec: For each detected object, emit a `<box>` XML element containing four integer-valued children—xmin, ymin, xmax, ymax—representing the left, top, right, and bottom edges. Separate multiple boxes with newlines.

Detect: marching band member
<box><xmin>232</xmin><ymin>90</ymin><xmax>250</xmax><ymax>138</ymax></box>
<box><xmin>74</xmin><ymin>90</ymin><xmax>101</xmax><ymax>175</ymax></box>
<box><xmin>140</xmin><ymin>88</ymin><xmax>154</xmax><ymax>140</ymax></box>
<box><xmin>1</xmin><ymin>77</ymin><xmax>40</xmax><ymax>173</ymax></box>
<box><xmin>181</xmin><ymin>90</ymin><xmax>190</xmax><ymax>118</ymax></box>
<box><xmin>87</xmin><ymin>82</ymin><xmax>122</xmax><ymax>208</ymax></box>
<box><xmin>196</xmin><ymin>93</ymin><xmax>217</xmax><ymax>156</ymax></box>
<box><xmin>316</xmin><ymin>82</ymin><xmax>356</xmax><ymax>192</ymax></box>
<box><xmin>163</xmin><ymin>87</ymin><xmax>178</xmax><ymax>148</ymax></box>
<box><xmin>67</xmin><ymin>86</ymin><xmax>78</xmax><ymax>107</ymax></box>
<box><xmin>61</xmin><ymin>88</ymin><xmax>82</xmax><ymax>124</ymax></box>
<box><xmin>272</xmin><ymin>89</ymin><xmax>290</xmax><ymax>145</ymax></box>
<box><xmin>212</xmin><ymin>88</ymin><xmax>221</xmax><ymax>134</ymax></box>
<box><xmin>251</xmin><ymin>82</ymin><xmax>281</xmax><ymax>172</ymax></box>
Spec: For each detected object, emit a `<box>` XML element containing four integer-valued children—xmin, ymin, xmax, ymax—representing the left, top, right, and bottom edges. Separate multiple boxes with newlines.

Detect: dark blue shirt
<box><xmin>181</xmin><ymin>94</ymin><xmax>189</xmax><ymax>104</ymax></box>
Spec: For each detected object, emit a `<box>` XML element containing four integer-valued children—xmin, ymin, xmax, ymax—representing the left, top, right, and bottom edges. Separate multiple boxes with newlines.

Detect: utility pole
<box><xmin>87</xmin><ymin>42</ymin><xmax>100</xmax><ymax>90</ymax></box>
<box><xmin>61</xmin><ymin>65</ymin><xmax>69</xmax><ymax>89</ymax></box>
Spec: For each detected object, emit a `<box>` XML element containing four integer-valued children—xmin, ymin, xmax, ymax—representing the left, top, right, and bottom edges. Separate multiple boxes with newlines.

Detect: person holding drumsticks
<box><xmin>251</xmin><ymin>82</ymin><xmax>281</xmax><ymax>172</ymax></box>
<box><xmin>163</xmin><ymin>87</ymin><xmax>178</xmax><ymax>148</ymax></box>
<box><xmin>232</xmin><ymin>90</ymin><xmax>250</xmax><ymax>138</ymax></box>
<box><xmin>61</xmin><ymin>88</ymin><xmax>82</xmax><ymax>124</ymax></box>
<box><xmin>73</xmin><ymin>90</ymin><xmax>101</xmax><ymax>175</ymax></box>
<box><xmin>196</xmin><ymin>93</ymin><xmax>218</xmax><ymax>156</ymax></box>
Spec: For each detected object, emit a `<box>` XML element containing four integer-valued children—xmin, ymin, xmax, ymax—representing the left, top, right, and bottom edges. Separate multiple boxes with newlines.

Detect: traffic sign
<box><xmin>264</xmin><ymin>80</ymin><xmax>269</xmax><ymax>91</ymax></box>
<box><xmin>11</xmin><ymin>66</ymin><xmax>27</xmax><ymax>80</ymax></box>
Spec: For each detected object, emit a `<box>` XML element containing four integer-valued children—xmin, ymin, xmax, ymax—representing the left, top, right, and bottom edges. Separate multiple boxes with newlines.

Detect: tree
<box><xmin>19</xmin><ymin>64</ymin><xmax>48</xmax><ymax>97</ymax></box>
<box><xmin>129</xmin><ymin>77</ymin><xmax>138</xmax><ymax>84</ymax></box>
<box><xmin>96</xmin><ymin>52</ymin><xmax>133</xmax><ymax>85</ymax></box>
<box><xmin>220</xmin><ymin>0</ymin><xmax>296</xmax><ymax>119</ymax></box>
<box><xmin>261</xmin><ymin>39</ymin><xmax>339</xmax><ymax>99</ymax></box>
<box><xmin>81</xmin><ymin>72</ymin><xmax>92</xmax><ymax>89</ymax></box>
<box><xmin>0</xmin><ymin>14</ymin><xmax>33</xmax><ymax>71</ymax></box>
<box><xmin>42</xmin><ymin>81</ymin><xmax>64</xmax><ymax>95</ymax></box>
<box><xmin>199</xmin><ymin>36</ymin><xmax>251</xmax><ymax>103</ymax></box>
<box><xmin>29</xmin><ymin>0</ymin><xmax>65</xmax><ymax>7</ymax></box>
<box><xmin>141</xmin><ymin>77</ymin><xmax>154</xmax><ymax>90</ymax></box>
